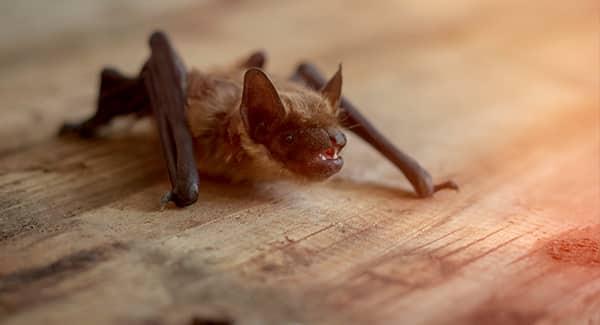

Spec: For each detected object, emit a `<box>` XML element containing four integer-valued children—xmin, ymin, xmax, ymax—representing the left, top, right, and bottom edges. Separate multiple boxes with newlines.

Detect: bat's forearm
<box><xmin>143</xmin><ymin>31</ymin><xmax>199</xmax><ymax>207</ymax></box>
<box><xmin>293</xmin><ymin>63</ymin><xmax>457</xmax><ymax>197</ymax></box>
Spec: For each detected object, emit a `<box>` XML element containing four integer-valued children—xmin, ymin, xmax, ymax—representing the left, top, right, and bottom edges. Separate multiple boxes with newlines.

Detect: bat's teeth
<box><xmin>319</xmin><ymin>150</ymin><xmax>339</xmax><ymax>161</ymax></box>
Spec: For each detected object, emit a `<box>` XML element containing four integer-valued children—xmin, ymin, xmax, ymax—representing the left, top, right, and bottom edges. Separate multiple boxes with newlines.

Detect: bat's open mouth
<box><xmin>275</xmin><ymin>127</ymin><xmax>346</xmax><ymax>180</ymax></box>
<box><xmin>305</xmin><ymin>149</ymin><xmax>343</xmax><ymax>179</ymax></box>
<box><xmin>286</xmin><ymin>151</ymin><xmax>343</xmax><ymax>180</ymax></box>
<box><xmin>319</xmin><ymin>129</ymin><xmax>345</xmax><ymax>162</ymax></box>
<box><xmin>319</xmin><ymin>146</ymin><xmax>340</xmax><ymax>161</ymax></box>
<box><xmin>304</xmin><ymin>136</ymin><xmax>344</xmax><ymax>179</ymax></box>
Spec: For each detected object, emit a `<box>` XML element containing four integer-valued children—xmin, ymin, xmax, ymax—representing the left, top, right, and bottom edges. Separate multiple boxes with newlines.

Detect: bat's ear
<box><xmin>240</xmin><ymin>68</ymin><xmax>286</xmax><ymax>142</ymax></box>
<box><xmin>239</xmin><ymin>50</ymin><xmax>267</xmax><ymax>69</ymax></box>
<box><xmin>320</xmin><ymin>64</ymin><xmax>343</xmax><ymax>109</ymax></box>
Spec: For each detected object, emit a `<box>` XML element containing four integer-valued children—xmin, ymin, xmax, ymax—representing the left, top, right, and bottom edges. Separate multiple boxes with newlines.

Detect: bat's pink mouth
<box><xmin>308</xmin><ymin>155</ymin><xmax>343</xmax><ymax>179</ymax></box>
<box><xmin>319</xmin><ymin>147</ymin><xmax>340</xmax><ymax>161</ymax></box>
<box><xmin>303</xmin><ymin>131</ymin><xmax>345</xmax><ymax>179</ymax></box>
<box><xmin>305</xmin><ymin>145</ymin><xmax>344</xmax><ymax>179</ymax></box>
<box><xmin>319</xmin><ymin>130</ymin><xmax>345</xmax><ymax>161</ymax></box>
<box><xmin>274</xmin><ymin>127</ymin><xmax>346</xmax><ymax>180</ymax></box>
<box><xmin>286</xmin><ymin>150</ymin><xmax>343</xmax><ymax>180</ymax></box>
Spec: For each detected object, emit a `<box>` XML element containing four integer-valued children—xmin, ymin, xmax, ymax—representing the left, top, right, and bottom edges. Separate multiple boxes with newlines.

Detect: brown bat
<box><xmin>60</xmin><ymin>31</ymin><xmax>457</xmax><ymax>207</ymax></box>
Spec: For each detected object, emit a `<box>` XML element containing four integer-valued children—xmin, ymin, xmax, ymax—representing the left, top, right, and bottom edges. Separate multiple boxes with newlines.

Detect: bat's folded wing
<box><xmin>291</xmin><ymin>62</ymin><xmax>457</xmax><ymax>197</ymax></box>
<box><xmin>142</xmin><ymin>31</ymin><xmax>199</xmax><ymax>207</ymax></box>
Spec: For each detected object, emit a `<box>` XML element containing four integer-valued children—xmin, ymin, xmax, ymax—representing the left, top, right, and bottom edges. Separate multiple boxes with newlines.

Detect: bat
<box><xmin>60</xmin><ymin>31</ymin><xmax>457</xmax><ymax>207</ymax></box>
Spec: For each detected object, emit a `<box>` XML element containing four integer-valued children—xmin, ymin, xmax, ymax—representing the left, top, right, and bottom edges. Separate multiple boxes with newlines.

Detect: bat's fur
<box><xmin>185</xmin><ymin>58</ymin><xmax>343</xmax><ymax>182</ymax></box>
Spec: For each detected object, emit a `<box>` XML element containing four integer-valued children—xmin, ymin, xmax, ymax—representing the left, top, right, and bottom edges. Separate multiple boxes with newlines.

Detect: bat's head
<box><xmin>240</xmin><ymin>67</ymin><xmax>346</xmax><ymax>180</ymax></box>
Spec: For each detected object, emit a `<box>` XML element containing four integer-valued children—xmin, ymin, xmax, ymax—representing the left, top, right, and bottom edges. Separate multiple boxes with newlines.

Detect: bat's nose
<box><xmin>327</xmin><ymin>128</ymin><xmax>346</xmax><ymax>151</ymax></box>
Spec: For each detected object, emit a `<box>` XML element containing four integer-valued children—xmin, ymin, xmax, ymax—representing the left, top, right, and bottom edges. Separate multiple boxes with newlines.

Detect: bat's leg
<box><xmin>292</xmin><ymin>63</ymin><xmax>458</xmax><ymax>198</ymax></box>
<box><xmin>142</xmin><ymin>31</ymin><xmax>199</xmax><ymax>207</ymax></box>
<box><xmin>59</xmin><ymin>68</ymin><xmax>150</xmax><ymax>137</ymax></box>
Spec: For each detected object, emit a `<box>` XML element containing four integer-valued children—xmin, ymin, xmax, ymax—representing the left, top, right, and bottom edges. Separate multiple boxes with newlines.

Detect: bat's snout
<box><xmin>271</xmin><ymin>127</ymin><xmax>346</xmax><ymax>180</ymax></box>
<box><xmin>305</xmin><ymin>128</ymin><xmax>346</xmax><ymax>179</ymax></box>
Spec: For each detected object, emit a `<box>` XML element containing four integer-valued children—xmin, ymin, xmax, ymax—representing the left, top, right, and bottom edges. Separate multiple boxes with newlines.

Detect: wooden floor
<box><xmin>1</xmin><ymin>1</ymin><xmax>599</xmax><ymax>324</ymax></box>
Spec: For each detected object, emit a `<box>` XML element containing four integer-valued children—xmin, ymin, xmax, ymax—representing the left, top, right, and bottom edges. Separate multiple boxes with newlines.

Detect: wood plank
<box><xmin>0</xmin><ymin>0</ymin><xmax>598</xmax><ymax>324</ymax></box>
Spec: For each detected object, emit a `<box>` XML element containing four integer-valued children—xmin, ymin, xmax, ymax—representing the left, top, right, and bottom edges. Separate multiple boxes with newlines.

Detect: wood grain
<box><xmin>0</xmin><ymin>0</ymin><xmax>598</xmax><ymax>324</ymax></box>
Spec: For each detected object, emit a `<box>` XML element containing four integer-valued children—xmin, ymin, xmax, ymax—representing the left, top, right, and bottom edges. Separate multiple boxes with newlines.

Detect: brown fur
<box><xmin>185</xmin><ymin>59</ymin><xmax>341</xmax><ymax>182</ymax></box>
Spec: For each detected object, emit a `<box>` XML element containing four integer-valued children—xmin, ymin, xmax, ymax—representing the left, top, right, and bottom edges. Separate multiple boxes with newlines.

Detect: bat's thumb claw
<box><xmin>159</xmin><ymin>191</ymin><xmax>173</xmax><ymax>210</ymax></box>
<box><xmin>433</xmin><ymin>180</ymin><xmax>459</xmax><ymax>193</ymax></box>
<box><xmin>159</xmin><ymin>183</ymin><xmax>199</xmax><ymax>209</ymax></box>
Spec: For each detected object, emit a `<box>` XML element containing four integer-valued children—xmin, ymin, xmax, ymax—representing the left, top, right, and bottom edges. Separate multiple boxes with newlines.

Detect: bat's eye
<box><xmin>284</xmin><ymin>134</ymin><xmax>294</xmax><ymax>144</ymax></box>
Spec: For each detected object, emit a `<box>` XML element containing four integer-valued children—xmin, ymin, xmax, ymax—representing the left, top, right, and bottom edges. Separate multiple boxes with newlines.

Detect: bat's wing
<box><xmin>291</xmin><ymin>63</ymin><xmax>457</xmax><ymax>198</ymax></box>
<box><xmin>59</xmin><ymin>68</ymin><xmax>150</xmax><ymax>138</ymax></box>
<box><xmin>60</xmin><ymin>31</ymin><xmax>199</xmax><ymax>207</ymax></box>
<box><xmin>142</xmin><ymin>31</ymin><xmax>199</xmax><ymax>207</ymax></box>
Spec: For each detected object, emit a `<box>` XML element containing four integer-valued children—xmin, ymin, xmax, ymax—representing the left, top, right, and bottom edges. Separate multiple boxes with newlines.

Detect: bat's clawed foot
<box><xmin>433</xmin><ymin>180</ymin><xmax>459</xmax><ymax>193</ymax></box>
